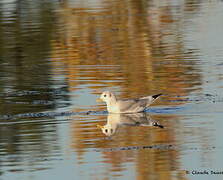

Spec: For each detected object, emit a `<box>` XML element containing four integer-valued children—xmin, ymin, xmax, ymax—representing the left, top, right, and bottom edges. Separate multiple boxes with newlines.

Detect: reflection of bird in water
<box><xmin>97</xmin><ymin>113</ymin><xmax>164</xmax><ymax>136</ymax></box>
<box><xmin>97</xmin><ymin>91</ymin><xmax>162</xmax><ymax>113</ymax></box>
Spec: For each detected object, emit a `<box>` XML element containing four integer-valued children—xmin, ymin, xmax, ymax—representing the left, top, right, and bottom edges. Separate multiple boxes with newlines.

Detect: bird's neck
<box><xmin>107</xmin><ymin>96</ymin><xmax>117</xmax><ymax>105</ymax></box>
<box><xmin>106</xmin><ymin>96</ymin><xmax>117</xmax><ymax>113</ymax></box>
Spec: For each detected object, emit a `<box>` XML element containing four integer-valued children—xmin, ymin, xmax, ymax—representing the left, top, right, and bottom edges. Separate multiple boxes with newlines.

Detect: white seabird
<box><xmin>97</xmin><ymin>91</ymin><xmax>162</xmax><ymax>113</ymax></box>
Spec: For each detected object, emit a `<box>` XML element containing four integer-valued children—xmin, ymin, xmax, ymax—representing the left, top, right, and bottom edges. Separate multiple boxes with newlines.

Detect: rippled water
<box><xmin>0</xmin><ymin>0</ymin><xmax>223</xmax><ymax>180</ymax></box>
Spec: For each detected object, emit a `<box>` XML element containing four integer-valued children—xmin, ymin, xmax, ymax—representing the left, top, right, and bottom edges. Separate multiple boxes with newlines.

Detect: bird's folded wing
<box><xmin>140</xmin><ymin>95</ymin><xmax>160</xmax><ymax>106</ymax></box>
<box><xmin>117</xmin><ymin>99</ymin><xmax>148</xmax><ymax>112</ymax></box>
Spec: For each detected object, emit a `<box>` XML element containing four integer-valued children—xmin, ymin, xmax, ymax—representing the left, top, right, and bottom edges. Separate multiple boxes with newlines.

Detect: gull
<box><xmin>97</xmin><ymin>91</ymin><xmax>162</xmax><ymax>113</ymax></box>
<box><xmin>97</xmin><ymin>113</ymin><xmax>164</xmax><ymax>136</ymax></box>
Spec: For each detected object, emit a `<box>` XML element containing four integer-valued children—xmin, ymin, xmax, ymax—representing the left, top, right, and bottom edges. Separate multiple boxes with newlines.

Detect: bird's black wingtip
<box><xmin>153</xmin><ymin>122</ymin><xmax>164</xmax><ymax>128</ymax></box>
<box><xmin>152</xmin><ymin>93</ymin><xmax>162</xmax><ymax>99</ymax></box>
<box><xmin>157</xmin><ymin>124</ymin><xmax>164</xmax><ymax>128</ymax></box>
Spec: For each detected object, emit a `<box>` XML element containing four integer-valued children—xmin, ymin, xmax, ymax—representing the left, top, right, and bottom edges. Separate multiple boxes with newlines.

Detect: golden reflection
<box><xmin>0</xmin><ymin>0</ymin><xmax>213</xmax><ymax>179</ymax></box>
<box><xmin>70</xmin><ymin>112</ymin><xmax>185</xmax><ymax>179</ymax></box>
<box><xmin>97</xmin><ymin>113</ymin><xmax>163</xmax><ymax>137</ymax></box>
<box><xmin>51</xmin><ymin>0</ymin><xmax>200</xmax><ymax>179</ymax></box>
<box><xmin>50</xmin><ymin>0</ymin><xmax>202</xmax><ymax>102</ymax></box>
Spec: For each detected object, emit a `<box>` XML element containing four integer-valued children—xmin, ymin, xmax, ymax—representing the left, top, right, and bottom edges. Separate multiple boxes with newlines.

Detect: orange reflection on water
<box><xmin>49</xmin><ymin>0</ymin><xmax>204</xmax><ymax>179</ymax></box>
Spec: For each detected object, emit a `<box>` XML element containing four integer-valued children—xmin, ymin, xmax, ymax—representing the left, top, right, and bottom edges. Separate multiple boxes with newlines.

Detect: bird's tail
<box><xmin>140</xmin><ymin>93</ymin><xmax>162</xmax><ymax>106</ymax></box>
<box><xmin>152</xmin><ymin>93</ymin><xmax>162</xmax><ymax>99</ymax></box>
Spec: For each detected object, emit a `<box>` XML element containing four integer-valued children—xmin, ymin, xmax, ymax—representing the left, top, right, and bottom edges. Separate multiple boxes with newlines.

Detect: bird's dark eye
<box><xmin>104</xmin><ymin>94</ymin><xmax>106</xmax><ymax>97</ymax></box>
<box><xmin>105</xmin><ymin>129</ymin><xmax>108</xmax><ymax>133</ymax></box>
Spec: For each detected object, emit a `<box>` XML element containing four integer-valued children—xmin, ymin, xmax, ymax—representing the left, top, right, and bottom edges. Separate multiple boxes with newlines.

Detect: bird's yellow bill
<box><xmin>96</xmin><ymin>98</ymin><xmax>103</xmax><ymax>103</ymax></box>
<box><xmin>96</xmin><ymin>124</ymin><xmax>103</xmax><ymax>129</ymax></box>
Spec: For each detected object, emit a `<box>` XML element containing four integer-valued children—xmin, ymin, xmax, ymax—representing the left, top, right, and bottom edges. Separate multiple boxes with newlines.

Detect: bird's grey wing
<box><xmin>117</xmin><ymin>99</ymin><xmax>148</xmax><ymax>112</ymax></box>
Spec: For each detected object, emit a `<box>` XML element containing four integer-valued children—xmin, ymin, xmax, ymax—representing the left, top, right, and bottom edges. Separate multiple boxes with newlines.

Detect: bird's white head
<box><xmin>99</xmin><ymin>91</ymin><xmax>116</xmax><ymax>103</ymax></box>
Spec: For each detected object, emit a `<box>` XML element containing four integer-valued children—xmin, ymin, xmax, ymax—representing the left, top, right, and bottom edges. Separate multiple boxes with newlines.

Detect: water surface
<box><xmin>0</xmin><ymin>0</ymin><xmax>223</xmax><ymax>180</ymax></box>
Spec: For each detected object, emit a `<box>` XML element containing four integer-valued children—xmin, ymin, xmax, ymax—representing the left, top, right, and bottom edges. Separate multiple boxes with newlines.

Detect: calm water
<box><xmin>0</xmin><ymin>0</ymin><xmax>223</xmax><ymax>180</ymax></box>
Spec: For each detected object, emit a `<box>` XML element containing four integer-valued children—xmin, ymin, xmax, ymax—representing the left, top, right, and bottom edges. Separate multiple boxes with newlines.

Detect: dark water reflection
<box><xmin>0</xmin><ymin>0</ymin><xmax>223</xmax><ymax>180</ymax></box>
